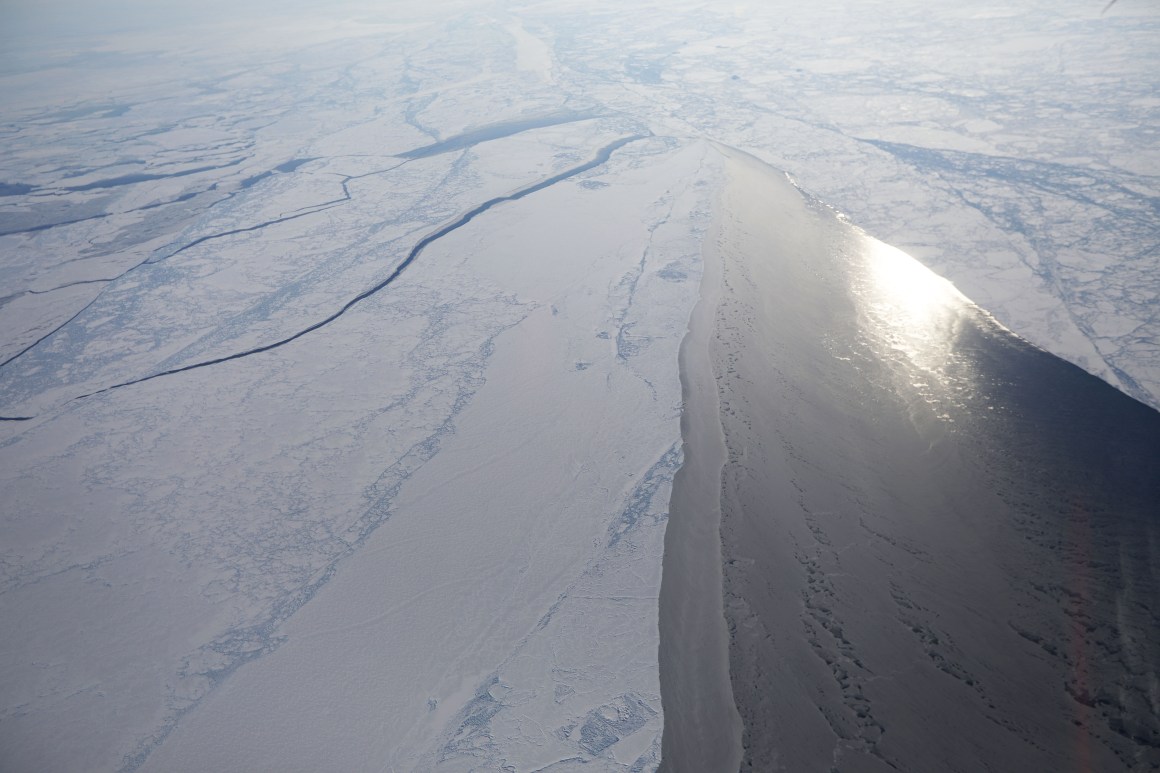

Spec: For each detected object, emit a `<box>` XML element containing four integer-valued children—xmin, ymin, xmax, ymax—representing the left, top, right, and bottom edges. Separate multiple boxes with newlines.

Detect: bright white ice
<box><xmin>0</xmin><ymin>1</ymin><xmax>1156</xmax><ymax>771</ymax></box>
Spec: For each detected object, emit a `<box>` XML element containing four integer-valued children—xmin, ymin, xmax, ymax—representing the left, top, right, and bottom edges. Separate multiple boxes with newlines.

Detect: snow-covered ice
<box><xmin>1</xmin><ymin>1</ymin><xmax>1157</xmax><ymax>770</ymax></box>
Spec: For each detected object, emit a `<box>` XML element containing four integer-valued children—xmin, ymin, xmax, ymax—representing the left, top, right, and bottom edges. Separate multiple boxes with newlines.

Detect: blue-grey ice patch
<box><xmin>578</xmin><ymin>693</ymin><xmax>657</xmax><ymax>756</ymax></box>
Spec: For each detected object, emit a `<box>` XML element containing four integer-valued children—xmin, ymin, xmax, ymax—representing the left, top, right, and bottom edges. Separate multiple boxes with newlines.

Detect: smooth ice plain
<box><xmin>1</xmin><ymin>1</ymin><xmax>1158</xmax><ymax>771</ymax></box>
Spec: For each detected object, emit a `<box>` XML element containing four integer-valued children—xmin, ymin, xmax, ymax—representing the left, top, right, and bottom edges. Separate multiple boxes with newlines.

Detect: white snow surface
<box><xmin>0</xmin><ymin>1</ymin><xmax>1156</xmax><ymax>771</ymax></box>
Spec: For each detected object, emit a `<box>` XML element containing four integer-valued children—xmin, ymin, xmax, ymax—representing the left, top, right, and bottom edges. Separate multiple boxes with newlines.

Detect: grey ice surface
<box><xmin>0</xmin><ymin>1</ymin><xmax>1157</xmax><ymax>771</ymax></box>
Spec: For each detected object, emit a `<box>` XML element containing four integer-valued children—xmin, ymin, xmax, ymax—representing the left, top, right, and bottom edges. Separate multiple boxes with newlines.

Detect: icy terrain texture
<box><xmin>523</xmin><ymin>0</ymin><xmax>1160</xmax><ymax>409</ymax></box>
<box><xmin>0</xmin><ymin>0</ymin><xmax>1156</xmax><ymax>770</ymax></box>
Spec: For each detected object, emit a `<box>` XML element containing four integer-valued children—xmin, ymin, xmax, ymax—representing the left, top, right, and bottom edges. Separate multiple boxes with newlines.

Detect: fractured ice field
<box><xmin>1</xmin><ymin>1</ymin><xmax>1158</xmax><ymax>772</ymax></box>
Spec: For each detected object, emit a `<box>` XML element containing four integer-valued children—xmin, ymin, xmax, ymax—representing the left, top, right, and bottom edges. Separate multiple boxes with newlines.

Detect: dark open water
<box><xmin>705</xmin><ymin>153</ymin><xmax>1160</xmax><ymax>772</ymax></box>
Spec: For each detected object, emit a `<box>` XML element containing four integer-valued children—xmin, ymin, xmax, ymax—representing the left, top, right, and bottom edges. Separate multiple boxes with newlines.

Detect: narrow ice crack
<box><xmin>614</xmin><ymin>197</ymin><xmax>674</xmax><ymax>362</ymax></box>
<box><xmin>0</xmin><ymin>187</ymin><xmax>206</xmax><ymax>239</ymax></box>
<box><xmin>397</xmin><ymin>112</ymin><xmax>602</xmax><ymax>159</ymax></box>
<box><xmin>27</xmin><ymin>278</ymin><xmax>120</xmax><ymax>295</ymax></box>
<box><xmin>0</xmin><ymin>162</ymin><xmax>410</xmax><ymax>375</ymax></box>
<box><xmin>60</xmin><ymin>157</ymin><xmax>247</xmax><ymax>193</ymax></box>
<box><xmin>74</xmin><ymin>134</ymin><xmax>646</xmax><ymax>402</ymax></box>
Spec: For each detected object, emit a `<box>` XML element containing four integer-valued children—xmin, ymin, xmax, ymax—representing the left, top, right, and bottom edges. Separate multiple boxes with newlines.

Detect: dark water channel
<box><xmin>664</xmin><ymin>148</ymin><xmax>1160</xmax><ymax>772</ymax></box>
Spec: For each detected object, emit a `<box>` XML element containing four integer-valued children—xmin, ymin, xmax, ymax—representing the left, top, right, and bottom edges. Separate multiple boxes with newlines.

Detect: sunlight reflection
<box><xmin>853</xmin><ymin>235</ymin><xmax>976</xmax><ymax>418</ymax></box>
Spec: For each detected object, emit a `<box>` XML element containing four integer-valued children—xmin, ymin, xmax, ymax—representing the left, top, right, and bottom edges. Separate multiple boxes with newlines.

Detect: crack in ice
<box><xmin>73</xmin><ymin>134</ymin><xmax>647</xmax><ymax>402</ymax></box>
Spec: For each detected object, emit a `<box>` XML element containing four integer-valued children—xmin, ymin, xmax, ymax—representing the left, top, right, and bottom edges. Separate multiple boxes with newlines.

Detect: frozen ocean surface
<box><xmin>0</xmin><ymin>1</ymin><xmax>1157</xmax><ymax>771</ymax></box>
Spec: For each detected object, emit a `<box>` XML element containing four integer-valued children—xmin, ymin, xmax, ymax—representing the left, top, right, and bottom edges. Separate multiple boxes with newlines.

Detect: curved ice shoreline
<box><xmin>659</xmin><ymin>145</ymin><xmax>1160</xmax><ymax>770</ymax></box>
<box><xmin>657</xmin><ymin>148</ymin><xmax>743</xmax><ymax>771</ymax></box>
